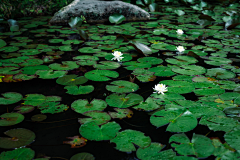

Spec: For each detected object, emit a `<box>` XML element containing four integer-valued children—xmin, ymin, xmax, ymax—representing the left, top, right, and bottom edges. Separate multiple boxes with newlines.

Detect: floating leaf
<box><xmin>106</xmin><ymin>80</ymin><xmax>139</xmax><ymax>93</ymax></box>
<box><xmin>79</xmin><ymin>121</ymin><xmax>121</xmax><ymax>141</ymax></box>
<box><xmin>0</xmin><ymin>128</ymin><xmax>36</xmax><ymax>149</ymax></box>
<box><xmin>63</xmin><ymin>135</ymin><xmax>87</xmax><ymax>148</ymax></box>
<box><xmin>110</xmin><ymin>129</ymin><xmax>151</xmax><ymax>152</ymax></box>
<box><xmin>169</xmin><ymin>133</ymin><xmax>215</xmax><ymax>158</ymax></box>
<box><xmin>79</xmin><ymin>111</ymin><xmax>111</xmax><ymax>125</ymax></box>
<box><xmin>31</xmin><ymin>114</ymin><xmax>47</xmax><ymax>122</ymax></box>
<box><xmin>106</xmin><ymin>93</ymin><xmax>144</xmax><ymax>108</ymax></box>
<box><xmin>70</xmin><ymin>152</ymin><xmax>95</xmax><ymax>160</ymax></box>
<box><xmin>0</xmin><ymin>113</ymin><xmax>24</xmax><ymax>126</ymax></box>
<box><xmin>71</xmin><ymin>99</ymin><xmax>107</xmax><ymax>114</ymax></box>
<box><xmin>0</xmin><ymin>148</ymin><xmax>35</xmax><ymax>160</ymax></box>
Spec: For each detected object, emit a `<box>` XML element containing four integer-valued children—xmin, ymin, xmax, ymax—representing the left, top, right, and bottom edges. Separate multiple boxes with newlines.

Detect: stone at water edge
<box><xmin>48</xmin><ymin>0</ymin><xmax>150</xmax><ymax>25</ymax></box>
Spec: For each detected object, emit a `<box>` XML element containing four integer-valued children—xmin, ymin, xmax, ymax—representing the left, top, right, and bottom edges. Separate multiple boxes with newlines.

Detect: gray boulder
<box><xmin>48</xmin><ymin>0</ymin><xmax>150</xmax><ymax>25</ymax></box>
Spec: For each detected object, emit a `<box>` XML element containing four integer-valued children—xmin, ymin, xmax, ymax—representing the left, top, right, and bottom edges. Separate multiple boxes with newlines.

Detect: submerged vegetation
<box><xmin>0</xmin><ymin>0</ymin><xmax>240</xmax><ymax>159</ymax></box>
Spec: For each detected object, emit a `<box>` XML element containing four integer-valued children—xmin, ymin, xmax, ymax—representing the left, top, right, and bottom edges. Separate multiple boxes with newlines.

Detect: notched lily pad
<box><xmin>106</xmin><ymin>93</ymin><xmax>144</xmax><ymax>108</ymax></box>
<box><xmin>79</xmin><ymin>111</ymin><xmax>111</xmax><ymax>125</ymax></box>
<box><xmin>79</xmin><ymin>121</ymin><xmax>121</xmax><ymax>141</ymax></box>
<box><xmin>108</xmin><ymin>108</ymin><xmax>133</xmax><ymax>119</ymax></box>
<box><xmin>13</xmin><ymin>105</ymin><xmax>35</xmax><ymax>114</ymax></box>
<box><xmin>0</xmin><ymin>128</ymin><xmax>36</xmax><ymax>149</ymax></box>
<box><xmin>110</xmin><ymin>129</ymin><xmax>151</xmax><ymax>153</ymax></box>
<box><xmin>71</xmin><ymin>99</ymin><xmax>107</xmax><ymax>114</ymax></box>
<box><xmin>106</xmin><ymin>80</ymin><xmax>139</xmax><ymax>93</ymax></box>
<box><xmin>0</xmin><ymin>113</ymin><xmax>24</xmax><ymax>126</ymax></box>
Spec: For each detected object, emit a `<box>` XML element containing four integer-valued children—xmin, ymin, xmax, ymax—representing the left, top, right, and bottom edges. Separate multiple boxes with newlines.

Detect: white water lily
<box><xmin>176</xmin><ymin>46</ymin><xmax>185</xmax><ymax>54</ymax></box>
<box><xmin>153</xmin><ymin>83</ymin><xmax>168</xmax><ymax>94</ymax></box>
<box><xmin>111</xmin><ymin>51</ymin><xmax>124</xmax><ymax>62</ymax></box>
<box><xmin>176</xmin><ymin>29</ymin><xmax>184</xmax><ymax>35</ymax></box>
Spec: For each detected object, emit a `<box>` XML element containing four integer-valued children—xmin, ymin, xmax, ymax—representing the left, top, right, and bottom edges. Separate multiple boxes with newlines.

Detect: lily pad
<box><xmin>0</xmin><ymin>128</ymin><xmax>36</xmax><ymax>149</ymax></box>
<box><xmin>84</xmin><ymin>69</ymin><xmax>119</xmax><ymax>81</ymax></box>
<box><xmin>150</xmin><ymin>109</ymin><xmax>198</xmax><ymax>132</ymax></box>
<box><xmin>13</xmin><ymin>105</ymin><xmax>35</xmax><ymax>114</ymax></box>
<box><xmin>79</xmin><ymin>111</ymin><xmax>111</xmax><ymax>125</ymax></box>
<box><xmin>110</xmin><ymin>129</ymin><xmax>151</xmax><ymax>152</ymax></box>
<box><xmin>70</xmin><ymin>152</ymin><xmax>95</xmax><ymax>160</ymax></box>
<box><xmin>172</xmin><ymin>65</ymin><xmax>206</xmax><ymax>75</ymax></box>
<box><xmin>136</xmin><ymin>142</ymin><xmax>176</xmax><ymax>160</ymax></box>
<box><xmin>106</xmin><ymin>80</ymin><xmax>139</xmax><ymax>93</ymax></box>
<box><xmin>79</xmin><ymin>121</ymin><xmax>121</xmax><ymax>141</ymax></box>
<box><xmin>0</xmin><ymin>148</ymin><xmax>35</xmax><ymax>160</ymax></box>
<box><xmin>108</xmin><ymin>108</ymin><xmax>133</xmax><ymax>119</ymax></box>
<box><xmin>31</xmin><ymin>114</ymin><xmax>47</xmax><ymax>122</ymax></box>
<box><xmin>56</xmin><ymin>74</ymin><xmax>88</xmax><ymax>86</ymax></box>
<box><xmin>106</xmin><ymin>93</ymin><xmax>144</xmax><ymax>108</ymax></box>
<box><xmin>205</xmin><ymin>68</ymin><xmax>236</xmax><ymax>79</ymax></box>
<box><xmin>169</xmin><ymin>133</ymin><xmax>215</xmax><ymax>158</ymax></box>
<box><xmin>0</xmin><ymin>113</ymin><xmax>24</xmax><ymax>126</ymax></box>
<box><xmin>0</xmin><ymin>92</ymin><xmax>23</xmax><ymax>105</ymax></box>
<box><xmin>71</xmin><ymin>99</ymin><xmax>107</xmax><ymax>114</ymax></box>
<box><xmin>159</xmin><ymin>80</ymin><xmax>195</xmax><ymax>94</ymax></box>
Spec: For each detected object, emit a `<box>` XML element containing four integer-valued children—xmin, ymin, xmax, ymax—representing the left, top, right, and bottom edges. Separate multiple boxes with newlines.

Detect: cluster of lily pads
<box><xmin>1</xmin><ymin>0</ymin><xmax>240</xmax><ymax>159</ymax></box>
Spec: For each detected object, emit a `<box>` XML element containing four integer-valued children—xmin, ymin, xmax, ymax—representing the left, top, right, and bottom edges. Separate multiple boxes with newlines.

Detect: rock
<box><xmin>48</xmin><ymin>0</ymin><xmax>150</xmax><ymax>25</ymax></box>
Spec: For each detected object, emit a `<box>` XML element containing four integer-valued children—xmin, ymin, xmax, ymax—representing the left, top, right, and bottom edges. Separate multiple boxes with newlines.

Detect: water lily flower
<box><xmin>153</xmin><ymin>83</ymin><xmax>168</xmax><ymax>95</ymax></box>
<box><xmin>176</xmin><ymin>46</ymin><xmax>185</xmax><ymax>54</ymax></box>
<box><xmin>111</xmin><ymin>51</ymin><xmax>124</xmax><ymax>62</ymax></box>
<box><xmin>176</xmin><ymin>29</ymin><xmax>184</xmax><ymax>35</ymax></box>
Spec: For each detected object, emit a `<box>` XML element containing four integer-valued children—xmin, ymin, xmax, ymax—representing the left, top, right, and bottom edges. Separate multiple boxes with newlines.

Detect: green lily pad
<box><xmin>150</xmin><ymin>109</ymin><xmax>197</xmax><ymax>132</ymax></box>
<box><xmin>0</xmin><ymin>92</ymin><xmax>23</xmax><ymax>105</ymax></box>
<box><xmin>31</xmin><ymin>114</ymin><xmax>47</xmax><ymax>122</ymax></box>
<box><xmin>159</xmin><ymin>80</ymin><xmax>195</xmax><ymax>94</ymax></box>
<box><xmin>13</xmin><ymin>105</ymin><xmax>35</xmax><ymax>114</ymax></box>
<box><xmin>224</xmin><ymin>129</ymin><xmax>240</xmax><ymax>151</ymax></box>
<box><xmin>0</xmin><ymin>39</ymin><xmax>7</xmax><ymax>49</ymax></box>
<box><xmin>56</xmin><ymin>74</ymin><xmax>88</xmax><ymax>86</ymax></box>
<box><xmin>199</xmin><ymin>115</ymin><xmax>239</xmax><ymax>132</ymax></box>
<box><xmin>110</xmin><ymin>129</ymin><xmax>151</xmax><ymax>152</ymax></box>
<box><xmin>84</xmin><ymin>69</ymin><xmax>119</xmax><ymax>81</ymax></box>
<box><xmin>49</xmin><ymin>61</ymin><xmax>79</xmax><ymax>70</ymax></box>
<box><xmin>64</xmin><ymin>85</ymin><xmax>94</xmax><ymax>95</ymax></box>
<box><xmin>106</xmin><ymin>80</ymin><xmax>139</xmax><ymax>93</ymax></box>
<box><xmin>133</xmin><ymin>97</ymin><xmax>161</xmax><ymax>111</ymax></box>
<box><xmin>137</xmin><ymin>57</ymin><xmax>163</xmax><ymax>65</ymax></box>
<box><xmin>70</xmin><ymin>152</ymin><xmax>95</xmax><ymax>160</ymax></box>
<box><xmin>79</xmin><ymin>121</ymin><xmax>121</xmax><ymax>141</ymax></box>
<box><xmin>136</xmin><ymin>142</ymin><xmax>176</xmax><ymax>160</ymax></box>
<box><xmin>0</xmin><ymin>148</ymin><xmax>35</xmax><ymax>160</ymax></box>
<box><xmin>108</xmin><ymin>108</ymin><xmax>133</xmax><ymax>119</ymax></box>
<box><xmin>79</xmin><ymin>111</ymin><xmax>111</xmax><ymax>125</ymax></box>
<box><xmin>0</xmin><ymin>113</ymin><xmax>24</xmax><ymax>126</ymax></box>
<box><xmin>169</xmin><ymin>133</ymin><xmax>215</xmax><ymax>158</ymax></box>
<box><xmin>106</xmin><ymin>93</ymin><xmax>144</xmax><ymax>108</ymax></box>
<box><xmin>172</xmin><ymin>65</ymin><xmax>206</xmax><ymax>75</ymax></box>
<box><xmin>36</xmin><ymin>69</ymin><xmax>67</xmax><ymax>79</ymax></box>
<box><xmin>0</xmin><ymin>128</ymin><xmax>36</xmax><ymax>149</ymax></box>
<box><xmin>71</xmin><ymin>99</ymin><xmax>107</xmax><ymax>114</ymax></box>
<box><xmin>194</xmin><ymin>88</ymin><xmax>225</xmax><ymax>96</ymax></box>
<box><xmin>205</xmin><ymin>68</ymin><xmax>236</xmax><ymax>79</ymax></box>
<box><xmin>148</xmin><ymin>66</ymin><xmax>176</xmax><ymax>77</ymax></box>
<box><xmin>93</xmin><ymin>61</ymin><xmax>121</xmax><ymax>70</ymax></box>
<box><xmin>132</xmin><ymin>68</ymin><xmax>156</xmax><ymax>83</ymax></box>
<box><xmin>37</xmin><ymin>101</ymin><xmax>69</xmax><ymax>114</ymax></box>
<box><xmin>166</xmin><ymin>56</ymin><xmax>198</xmax><ymax>66</ymax></box>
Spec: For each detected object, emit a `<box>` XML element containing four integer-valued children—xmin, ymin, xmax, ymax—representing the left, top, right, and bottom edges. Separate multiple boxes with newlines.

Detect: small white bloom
<box><xmin>176</xmin><ymin>29</ymin><xmax>184</xmax><ymax>35</ymax></box>
<box><xmin>153</xmin><ymin>83</ymin><xmax>168</xmax><ymax>95</ymax></box>
<box><xmin>111</xmin><ymin>51</ymin><xmax>124</xmax><ymax>62</ymax></box>
<box><xmin>176</xmin><ymin>46</ymin><xmax>185</xmax><ymax>54</ymax></box>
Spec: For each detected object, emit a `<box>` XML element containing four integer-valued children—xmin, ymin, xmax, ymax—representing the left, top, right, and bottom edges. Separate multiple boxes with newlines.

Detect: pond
<box><xmin>1</xmin><ymin>1</ymin><xmax>240</xmax><ymax>160</ymax></box>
